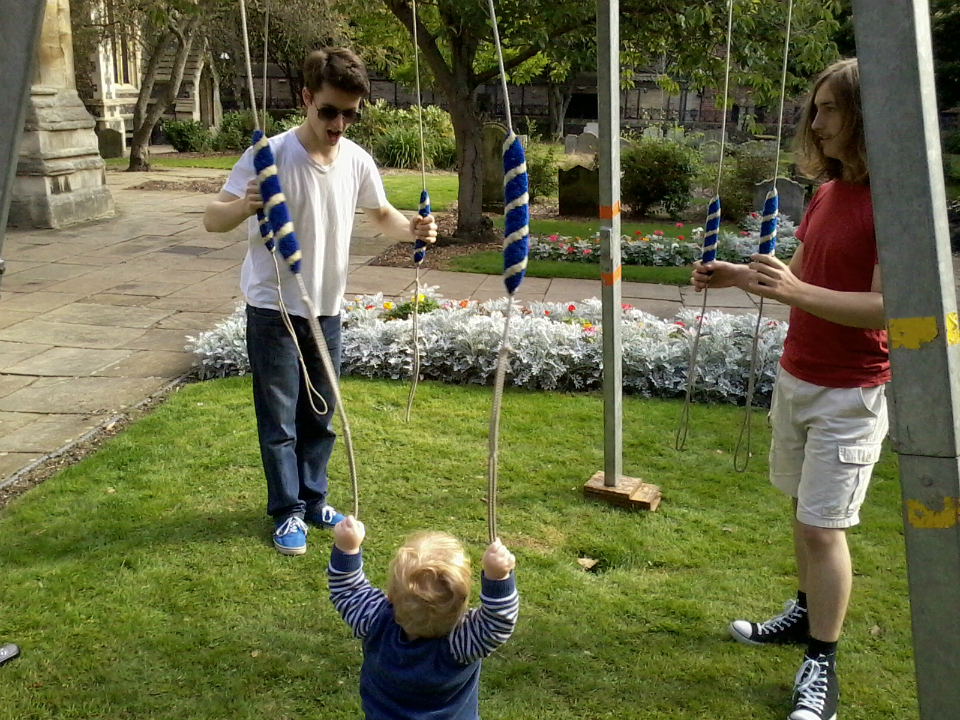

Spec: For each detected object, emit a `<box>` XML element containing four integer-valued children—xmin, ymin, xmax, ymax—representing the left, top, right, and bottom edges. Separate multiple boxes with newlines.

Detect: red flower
<box><xmin>567</xmin><ymin>247</ymin><xmax>575</xmax><ymax>253</ymax></box>
<box><xmin>675</xmin><ymin>222</ymin><xmax>684</xmax><ymax>228</ymax></box>
<box><xmin>365</xmin><ymin>304</ymin><xmax>374</xmax><ymax>310</ymax></box>
<box><xmin>675</xmin><ymin>321</ymin><xmax>686</xmax><ymax>327</ymax></box>
<box><xmin>459</xmin><ymin>299</ymin><xmax>469</xmax><ymax>308</ymax></box>
<box><xmin>583</xmin><ymin>249</ymin><xmax>592</xmax><ymax>255</ymax></box>
<box><xmin>678</xmin><ymin>235</ymin><xmax>685</xmax><ymax>241</ymax></box>
<box><xmin>634</xmin><ymin>230</ymin><xmax>641</xmax><ymax>235</ymax></box>
<box><xmin>750</xmin><ymin>212</ymin><xmax>759</xmax><ymax>218</ymax></box>
<box><xmin>568</xmin><ymin>304</ymin><xmax>576</xmax><ymax>312</ymax></box>
<box><xmin>654</xmin><ymin>230</ymin><xmax>664</xmax><ymax>236</ymax></box>
<box><xmin>549</xmin><ymin>234</ymin><xmax>559</xmax><ymax>241</ymax></box>
<box><xmin>544</xmin><ymin>310</ymin><xmax>550</xmax><ymax>315</ymax></box>
<box><xmin>621</xmin><ymin>303</ymin><xmax>632</xmax><ymax>310</ymax></box>
<box><xmin>740</xmin><ymin>230</ymin><xmax>751</xmax><ymax>237</ymax></box>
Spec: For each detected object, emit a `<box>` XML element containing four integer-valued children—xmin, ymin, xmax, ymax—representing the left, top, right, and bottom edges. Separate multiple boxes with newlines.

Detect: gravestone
<box><xmin>558</xmin><ymin>164</ymin><xmax>600</xmax><ymax>217</ymax></box>
<box><xmin>97</xmin><ymin>128</ymin><xmax>124</xmax><ymax>159</ymax></box>
<box><xmin>704</xmin><ymin>129</ymin><xmax>727</xmax><ymax>143</ymax></box>
<box><xmin>738</xmin><ymin>140</ymin><xmax>763</xmax><ymax>156</ymax></box>
<box><xmin>564</xmin><ymin>134</ymin><xmax>578</xmax><ymax>154</ymax></box>
<box><xmin>753</xmin><ymin>177</ymin><xmax>806</xmax><ymax>223</ymax></box>
<box><xmin>700</xmin><ymin>140</ymin><xmax>722</xmax><ymax>163</ymax></box>
<box><xmin>576</xmin><ymin>131</ymin><xmax>599</xmax><ymax>155</ymax></box>
<box><xmin>583</xmin><ymin>122</ymin><xmax>600</xmax><ymax>136</ymax></box>
<box><xmin>666</xmin><ymin>126</ymin><xmax>685</xmax><ymax>143</ymax></box>
<box><xmin>642</xmin><ymin>125</ymin><xmax>662</xmax><ymax>140</ymax></box>
<box><xmin>482</xmin><ymin>122</ymin><xmax>508</xmax><ymax>212</ymax></box>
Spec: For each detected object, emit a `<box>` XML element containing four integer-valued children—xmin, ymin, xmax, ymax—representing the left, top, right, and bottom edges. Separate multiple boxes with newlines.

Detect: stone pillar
<box><xmin>9</xmin><ymin>0</ymin><xmax>114</xmax><ymax>229</ymax></box>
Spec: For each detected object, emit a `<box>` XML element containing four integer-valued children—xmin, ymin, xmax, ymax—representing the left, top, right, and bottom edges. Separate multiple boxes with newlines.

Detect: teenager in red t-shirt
<box><xmin>691</xmin><ymin>58</ymin><xmax>888</xmax><ymax>720</ymax></box>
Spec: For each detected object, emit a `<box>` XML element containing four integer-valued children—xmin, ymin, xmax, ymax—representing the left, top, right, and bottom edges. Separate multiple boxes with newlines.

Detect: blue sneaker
<box><xmin>273</xmin><ymin>517</ymin><xmax>308</xmax><ymax>556</ymax></box>
<box><xmin>304</xmin><ymin>505</ymin><xmax>346</xmax><ymax>529</ymax></box>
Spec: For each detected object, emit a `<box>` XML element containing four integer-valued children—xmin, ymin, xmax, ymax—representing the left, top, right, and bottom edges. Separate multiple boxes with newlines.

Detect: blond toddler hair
<box><xmin>386</xmin><ymin>531</ymin><xmax>472</xmax><ymax>638</ymax></box>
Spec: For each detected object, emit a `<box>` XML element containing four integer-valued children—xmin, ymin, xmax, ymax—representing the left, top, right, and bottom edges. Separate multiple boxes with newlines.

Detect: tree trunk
<box><xmin>446</xmin><ymin>88</ymin><xmax>493</xmax><ymax>242</ymax></box>
<box><xmin>128</xmin><ymin>15</ymin><xmax>202</xmax><ymax>171</ymax></box>
<box><xmin>547</xmin><ymin>80</ymin><xmax>574</xmax><ymax>141</ymax></box>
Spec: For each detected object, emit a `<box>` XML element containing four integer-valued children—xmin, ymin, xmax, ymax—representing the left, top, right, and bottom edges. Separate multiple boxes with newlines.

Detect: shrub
<box><xmin>374</xmin><ymin>126</ymin><xmax>423</xmax><ymax>169</ymax></box>
<box><xmin>213</xmin><ymin>111</ymin><xmax>279</xmax><ymax>152</ymax></box>
<box><xmin>429</xmin><ymin>135</ymin><xmax>458</xmax><ymax>170</ymax></box>
<box><xmin>525</xmin><ymin>144</ymin><xmax>559</xmax><ymax>203</ymax></box>
<box><xmin>163</xmin><ymin>119</ymin><xmax>211</xmax><ymax>153</ymax></box>
<box><xmin>717</xmin><ymin>153</ymin><xmax>772</xmax><ymax>221</ymax></box>
<box><xmin>621</xmin><ymin>139</ymin><xmax>700</xmax><ymax>217</ymax></box>
<box><xmin>381</xmin><ymin>295</ymin><xmax>441</xmax><ymax>321</ymax></box>
<box><xmin>276</xmin><ymin>113</ymin><xmax>305</xmax><ymax>133</ymax></box>
<box><xmin>942</xmin><ymin>130</ymin><xmax>960</xmax><ymax>155</ymax></box>
<box><xmin>347</xmin><ymin>100</ymin><xmax>457</xmax><ymax>169</ymax></box>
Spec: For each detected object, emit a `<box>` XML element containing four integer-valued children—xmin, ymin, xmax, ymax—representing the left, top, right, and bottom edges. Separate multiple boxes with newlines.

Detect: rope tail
<box><xmin>735</xmin><ymin>0</ymin><xmax>793</xmax><ymax>472</ymax></box>
<box><xmin>405</xmin><ymin>0</ymin><xmax>432</xmax><ymax>422</ymax></box>
<box><xmin>405</xmin><ymin>190</ymin><xmax>431</xmax><ymax>422</ymax></box>
<box><xmin>485</xmin><ymin>0</ymin><xmax>529</xmax><ymax>543</ymax></box>
<box><xmin>676</xmin><ymin>195</ymin><xmax>721</xmax><ymax>450</ymax></box>
<box><xmin>676</xmin><ymin>0</ymin><xmax>734</xmax><ymax>449</ymax></box>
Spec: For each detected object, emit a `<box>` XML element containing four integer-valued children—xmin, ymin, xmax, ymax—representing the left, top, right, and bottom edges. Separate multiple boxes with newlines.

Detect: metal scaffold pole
<box><xmin>584</xmin><ymin>0</ymin><xmax>660</xmax><ymax>511</ymax></box>
<box><xmin>852</xmin><ymin>1</ymin><xmax>960</xmax><ymax>716</ymax></box>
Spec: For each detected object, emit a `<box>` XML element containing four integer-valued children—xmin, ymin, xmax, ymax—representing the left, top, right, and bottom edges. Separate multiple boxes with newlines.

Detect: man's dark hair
<box><xmin>303</xmin><ymin>48</ymin><xmax>369</xmax><ymax>96</ymax></box>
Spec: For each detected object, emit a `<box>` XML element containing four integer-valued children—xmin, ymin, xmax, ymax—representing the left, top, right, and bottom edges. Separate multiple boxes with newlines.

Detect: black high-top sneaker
<box><xmin>729</xmin><ymin>599</ymin><xmax>809</xmax><ymax>646</ymax></box>
<box><xmin>789</xmin><ymin>652</ymin><xmax>839</xmax><ymax>720</ymax></box>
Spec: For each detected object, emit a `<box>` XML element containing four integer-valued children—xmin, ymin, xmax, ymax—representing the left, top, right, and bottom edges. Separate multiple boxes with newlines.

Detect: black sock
<box><xmin>807</xmin><ymin>637</ymin><xmax>838</xmax><ymax>661</ymax></box>
<box><xmin>797</xmin><ymin>591</ymin><xmax>808</xmax><ymax>610</ymax></box>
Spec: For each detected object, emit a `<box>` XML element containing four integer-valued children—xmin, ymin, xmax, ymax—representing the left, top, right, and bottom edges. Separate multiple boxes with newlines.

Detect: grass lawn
<box><xmin>105</xmin><ymin>155</ymin><xmax>241</xmax><ymax>170</ymax></box>
<box><xmin>381</xmin><ymin>171</ymin><xmax>458</xmax><ymax>212</ymax></box>
<box><xmin>448</xmin><ymin>251</ymin><xmax>692</xmax><ymax>286</ymax></box>
<box><xmin>0</xmin><ymin>378</ymin><xmax>915</xmax><ymax>720</ymax></box>
<box><xmin>495</xmin><ymin>216</ymin><xmax>700</xmax><ymax>241</ymax></box>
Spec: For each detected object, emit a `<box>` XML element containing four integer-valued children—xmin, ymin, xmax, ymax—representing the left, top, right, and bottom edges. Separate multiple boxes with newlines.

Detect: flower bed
<box><xmin>187</xmin><ymin>291</ymin><xmax>787</xmax><ymax>407</ymax></box>
<box><xmin>529</xmin><ymin>214</ymin><xmax>799</xmax><ymax>267</ymax></box>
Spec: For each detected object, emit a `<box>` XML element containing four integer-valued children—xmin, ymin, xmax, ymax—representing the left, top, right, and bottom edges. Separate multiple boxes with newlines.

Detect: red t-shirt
<box><xmin>779</xmin><ymin>180</ymin><xmax>890</xmax><ymax>388</ymax></box>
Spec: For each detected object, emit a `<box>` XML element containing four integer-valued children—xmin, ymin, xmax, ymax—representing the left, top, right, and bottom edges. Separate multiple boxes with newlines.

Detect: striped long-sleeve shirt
<box><xmin>328</xmin><ymin>546</ymin><xmax>519</xmax><ymax>720</ymax></box>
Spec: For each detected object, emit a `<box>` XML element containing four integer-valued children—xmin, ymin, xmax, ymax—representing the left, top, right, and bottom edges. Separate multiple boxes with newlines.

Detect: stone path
<box><xmin>0</xmin><ymin>166</ymin><xmax>784</xmax><ymax>485</ymax></box>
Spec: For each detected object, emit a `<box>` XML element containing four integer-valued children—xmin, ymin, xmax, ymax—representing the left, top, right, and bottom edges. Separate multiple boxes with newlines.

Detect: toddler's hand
<box><xmin>333</xmin><ymin>515</ymin><xmax>365</xmax><ymax>554</ymax></box>
<box><xmin>482</xmin><ymin>539</ymin><xmax>515</xmax><ymax>580</ymax></box>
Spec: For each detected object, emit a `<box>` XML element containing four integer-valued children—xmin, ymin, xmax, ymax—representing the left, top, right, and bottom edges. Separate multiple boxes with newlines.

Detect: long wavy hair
<box><xmin>795</xmin><ymin>58</ymin><xmax>869</xmax><ymax>184</ymax></box>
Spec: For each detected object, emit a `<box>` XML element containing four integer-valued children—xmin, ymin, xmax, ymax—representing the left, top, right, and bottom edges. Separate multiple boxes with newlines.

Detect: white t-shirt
<box><xmin>223</xmin><ymin>130</ymin><xmax>388</xmax><ymax>317</ymax></box>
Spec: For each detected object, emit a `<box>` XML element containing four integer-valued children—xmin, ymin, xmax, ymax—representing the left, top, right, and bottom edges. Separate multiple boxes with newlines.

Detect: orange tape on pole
<box><xmin>601</xmin><ymin>265</ymin><xmax>622</xmax><ymax>286</ymax></box>
<box><xmin>599</xmin><ymin>201</ymin><xmax>621</xmax><ymax>219</ymax></box>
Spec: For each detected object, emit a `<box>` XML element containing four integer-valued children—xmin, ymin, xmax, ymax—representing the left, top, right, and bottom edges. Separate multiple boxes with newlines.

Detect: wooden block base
<box><xmin>583</xmin><ymin>471</ymin><xmax>661</xmax><ymax>511</ymax></box>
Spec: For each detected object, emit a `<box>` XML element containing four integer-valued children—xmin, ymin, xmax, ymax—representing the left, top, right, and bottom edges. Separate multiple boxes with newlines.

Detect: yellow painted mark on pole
<box><xmin>905</xmin><ymin>497</ymin><xmax>959</xmax><ymax>529</ymax></box>
<box><xmin>947</xmin><ymin>312</ymin><xmax>960</xmax><ymax>346</ymax></box>
<box><xmin>888</xmin><ymin>317</ymin><xmax>939</xmax><ymax>350</ymax></box>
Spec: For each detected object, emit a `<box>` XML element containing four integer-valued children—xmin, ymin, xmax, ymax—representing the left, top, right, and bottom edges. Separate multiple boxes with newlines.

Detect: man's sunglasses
<box><xmin>316</xmin><ymin>104</ymin><xmax>362</xmax><ymax>123</ymax></box>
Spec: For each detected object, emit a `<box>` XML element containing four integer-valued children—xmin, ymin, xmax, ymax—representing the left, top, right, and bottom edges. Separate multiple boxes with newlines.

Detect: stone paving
<box><xmin>0</xmin><ymin>166</ymin><xmax>784</xmax><ymax>485</ymax></box>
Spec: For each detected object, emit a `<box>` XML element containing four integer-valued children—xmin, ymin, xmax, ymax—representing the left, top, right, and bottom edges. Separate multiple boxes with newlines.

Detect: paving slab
<box><xmin>2</xmin><ymin>347</ymin><xmax>134</xmax><ymax>377</ymax></box>
<box><xmin>39</xmin><ymin>303</ymin><xmax>174</xmax><ymax>329</ymax></box>
<box><xmin>0</xmin><ymin>341</ymin><xmax>53</xmax><ymax>369</ymax></box>
<box><xmin>0</xmin><ymin>320</ymin><xmax>147</xmax><ymax>350</ymax></box>
<box><xmin>0</xmin><ymin>376</ymin><xmax>167</xmax><ymax>414</ymax></box>
<box><xmin>0</xmin><ymin>291</ymin><xmax>86</xmax><ymax>313</ymax></box>
<box><xmin>156</xmin><ymin>311</ymin><xmax>234</xmax><ymax>332</ymax></box>
<box><xmin>77</xmin><ymin>293</ymin><xmax>165</xmax><ymax>308</ymax></box>
<box><xmin>345</xmin><ymin>266</ymin><xmax>419</xmax><ymax>296</ymax></box>
<box><xmin>415</xmin><ymin>270</ymin><xmax>488</xmax><ymax>300</ymax></box>
<box><xmin>0</xmin><ymin>411</ymin><xmax>37</xmax><ymax>434</ymax></box>
<box><xmin>0</xmin><ymin>452</ymin><xmax>42</xmax><ymax>478</ymax></box>
<box><xmin>621</xmin><ymin>282</ymin><xmax>684</xmax><ymax>302</ymax></box>
<box><xmin>121</xmin><ymin>328</ymin><xmax>196</xmax><ymax>352</ymax></box>
<box><xmin>0</xmin><ymin>310</ymin><xmax>34</xmax><ymax>331</ymax></box>
<box><xmin>94</xmin><ymin>350</ymin><xmax>197</xmax><ymax>379</ymax></box>
<box><xmin>542</xmin><ymin>278</ymin><xmax>604</xmax><ymax>303</ymax></box>
<box><xmin>0</xmin><ymin>413</ymin><xmax>108</xmax><ymax>453</ymax></box>
<box><xmin>0</xmin><ymin>374</ymin><xmax>36</xmax><ymax>399</ymax></box>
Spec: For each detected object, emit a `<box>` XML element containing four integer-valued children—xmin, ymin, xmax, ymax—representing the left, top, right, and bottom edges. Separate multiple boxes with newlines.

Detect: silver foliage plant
<box><xmin>187</xmin><ymin>291</ymin><xmax>787</xmax><ymax>406</ymax></box>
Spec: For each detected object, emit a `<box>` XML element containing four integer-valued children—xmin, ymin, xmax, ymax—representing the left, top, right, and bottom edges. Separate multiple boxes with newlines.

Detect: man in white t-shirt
<box><xmin>203</xmin><ymin>48</ymin><xmax>437</xmax><ymax>556</ymax></box>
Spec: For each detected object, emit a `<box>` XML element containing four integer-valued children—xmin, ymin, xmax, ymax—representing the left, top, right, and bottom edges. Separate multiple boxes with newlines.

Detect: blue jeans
<box><xmin>246</xmin><ymin>305</ymin><xmax>342</xmax><ymax>524</ymax></box>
